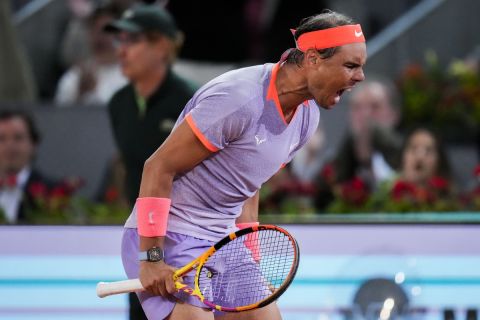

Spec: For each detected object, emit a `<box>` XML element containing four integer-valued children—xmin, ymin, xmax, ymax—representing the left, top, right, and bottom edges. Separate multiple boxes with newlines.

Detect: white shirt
<box><xmin>372</xmin><ymin>152</ymin><xmax>395</xmax><ymax>185</ymax></box>
<box><xmin>0</xmin><ymin>167</ymin><xmax>31</xmax><ymax>223</ymax></box>
<box><xmin>54</xmin><ymin>62</ymin><xmax>127</xmax><ymax>106</ymax></box>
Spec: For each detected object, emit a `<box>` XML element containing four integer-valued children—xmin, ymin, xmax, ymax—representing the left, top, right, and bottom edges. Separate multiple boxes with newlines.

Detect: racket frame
<box><xmin>173</xmin><ymin>224</ymin><xmax>300</xmax><ymax>312</ymax></box>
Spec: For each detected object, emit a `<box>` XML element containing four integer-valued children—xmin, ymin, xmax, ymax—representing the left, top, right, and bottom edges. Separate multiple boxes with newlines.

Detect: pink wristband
<box><xmin>136</xmin><ymin>197</ymin><xmax>171</xmax><ymax>237</ymax></box>
<box><xmin>236</xmin><ymin>221</ymin><xmax>259</xmax><ymax>230</ymax></box>
<box><xmin>236</xmin><ymin>222</ymin><xmax>261</xmax><ymax>262</ymax></box>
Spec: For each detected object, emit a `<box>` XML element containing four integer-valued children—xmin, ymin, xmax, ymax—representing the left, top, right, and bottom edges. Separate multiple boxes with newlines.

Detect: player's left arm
<box><xmin>236</xmin><ymin>190</ymin><xmax>259</xmax><ymax>224</ymax></box>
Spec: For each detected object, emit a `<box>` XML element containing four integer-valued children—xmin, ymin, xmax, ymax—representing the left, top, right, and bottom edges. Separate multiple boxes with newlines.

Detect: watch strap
<box><xmin>138</xmin><ymin>251</ymin><xmax>149</xmax><ymax>261</ymax></box>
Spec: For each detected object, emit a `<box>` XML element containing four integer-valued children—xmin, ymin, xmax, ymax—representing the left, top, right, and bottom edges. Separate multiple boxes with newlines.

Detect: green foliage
<box><xmin>398</xmin><ymin>52</ymin><xmax>480</xmax><ymax>141</ymax></box>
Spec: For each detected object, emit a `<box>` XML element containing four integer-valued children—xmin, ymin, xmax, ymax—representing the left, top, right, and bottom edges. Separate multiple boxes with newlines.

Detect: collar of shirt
<box><xmin>16</xmin><ymin>166</ymin><xmax>31</xmax><ymax>188</ymax></box>
<box><xmin>0</xmin><ymin>167</ymin><xmax>30</xmax><ymax>189</ymax></box>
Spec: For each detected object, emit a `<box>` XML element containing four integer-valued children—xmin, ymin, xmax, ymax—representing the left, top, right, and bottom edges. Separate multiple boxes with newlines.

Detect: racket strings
<box><xmin>198</xmin><ymin>229</ymin><xmax>296</xmax><ymax>309</ymax></box>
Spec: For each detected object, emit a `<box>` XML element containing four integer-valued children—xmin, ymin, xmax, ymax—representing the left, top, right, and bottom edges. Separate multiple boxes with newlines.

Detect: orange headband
<box><xmin>292</xmin><ymin>24</ymin><xmax>365</xmax><ymax>52</ymax></box>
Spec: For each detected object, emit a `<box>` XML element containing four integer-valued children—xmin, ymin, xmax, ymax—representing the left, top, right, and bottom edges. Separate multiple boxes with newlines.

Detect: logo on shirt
<box><xmin>354</xmin><ymin>30</ymin><xmax>363</xmax><ymax>38</ymax></box>
<box><xmin>255</xmin><ymin>135</ymin><xmax>267</xmax><ymax>145</ymax></box>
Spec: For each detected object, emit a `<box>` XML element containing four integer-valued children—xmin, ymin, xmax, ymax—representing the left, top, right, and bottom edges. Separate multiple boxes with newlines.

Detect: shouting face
<box><xmin>306</xmin><ymin>42</ymin><xmax>367</xmax><ymax>109</ymax></box>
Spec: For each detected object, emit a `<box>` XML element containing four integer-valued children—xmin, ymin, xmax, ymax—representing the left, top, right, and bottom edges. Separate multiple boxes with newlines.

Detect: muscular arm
<box><xmin>137</xmin><ymin>119</ymin><xmax>212</xmax><ymax>295</ymax></box>
<box><xmin>139</xmin><ymin>119</ymin><xmax>212</xmax><ymax>249</ymax></box>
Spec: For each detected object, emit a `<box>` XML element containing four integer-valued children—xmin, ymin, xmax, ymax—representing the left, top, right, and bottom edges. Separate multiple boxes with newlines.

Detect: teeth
<box><xmin>346</xmin><ymin>88</ymin><xmax>352</xmax><ymax>92</ymax></box>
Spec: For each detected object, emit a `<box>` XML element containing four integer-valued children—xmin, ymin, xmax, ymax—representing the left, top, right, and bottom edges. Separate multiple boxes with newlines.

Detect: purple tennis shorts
<box><xmin>121</xmin><ymin>228</ymin><xmax>215</xmax><ymax>319</ymax></box>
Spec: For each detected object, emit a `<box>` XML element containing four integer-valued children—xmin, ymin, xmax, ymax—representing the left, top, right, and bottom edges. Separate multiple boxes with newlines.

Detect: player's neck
<box><xmin>276</xmin><ymin>63</ymin><xmax>310</xmax><ymax>115</ymax></box>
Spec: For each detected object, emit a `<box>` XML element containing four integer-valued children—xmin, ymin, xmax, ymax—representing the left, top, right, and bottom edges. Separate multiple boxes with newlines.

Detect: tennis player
<box><xmin>121</xmin><ymin>10</ymin><xmax>367</xmax><ymax>320</ymax></box>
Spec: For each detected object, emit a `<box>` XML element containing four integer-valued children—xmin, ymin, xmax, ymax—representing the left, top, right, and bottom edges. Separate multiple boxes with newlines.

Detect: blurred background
<box><xmin>0</xmin><ymin>0</ymin><xmax>479</xmax><ymax>319</ymax></box>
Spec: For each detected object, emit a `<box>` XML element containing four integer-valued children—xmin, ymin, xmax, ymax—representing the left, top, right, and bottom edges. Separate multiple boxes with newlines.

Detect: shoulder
<box><xmin>192</xmin><ymin>65</ymin><xmax>269</xmax><ymax>108</ymax></box>
<box><xmin>109</xmin><ymin>83</ymin><xmax>133</xmax><ymax>101</ymax></box>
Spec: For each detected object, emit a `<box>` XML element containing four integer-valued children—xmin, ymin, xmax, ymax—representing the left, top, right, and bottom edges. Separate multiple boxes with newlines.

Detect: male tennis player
<box><xmin>121</xmin><ymin>10</ymin><xmax>366</xmax><ymax>320</ymax></box>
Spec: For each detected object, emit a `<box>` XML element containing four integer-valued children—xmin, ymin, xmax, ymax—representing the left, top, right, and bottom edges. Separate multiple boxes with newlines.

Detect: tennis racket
<box><xmin>97</xmin><ymin>224</ymin><xmax>299</xmax><ymax>312</ymax></box>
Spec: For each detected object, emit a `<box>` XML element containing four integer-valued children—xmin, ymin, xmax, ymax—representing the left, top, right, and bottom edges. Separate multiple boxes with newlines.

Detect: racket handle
<box><xmin>96</xmin><ymin>279</ymin><xmax>144</xmax><ymax>298</ymax></box>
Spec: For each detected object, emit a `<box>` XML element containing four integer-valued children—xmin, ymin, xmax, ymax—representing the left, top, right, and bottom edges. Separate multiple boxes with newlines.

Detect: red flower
<box><xmin>278</xmin><ymin>180</ymin><xmax>316</xmax><ymax>196</ymax></box>
<box><xmin>104</xmin><ymin>187</ymin><xmax>119</xmax><ymax>203</ymax></box>
<box><xmin>403</xmin><ymin>63</ymin><xmax>424</xmax><ymax>79</ymax></box>
<box><xmin>391</xmin><ymin>180</ymin><xmax>417</xmax><ymax>201</ymax></box>
<box><xmin>428</xmin><ymin>176</ymin><xmax>449</xmax><ymax>190</ymax></box>
<box><xmin>50</xmin><ymin>185</ymin><xmax>68</xmax><ymax>198</ymax></box>
<box><xmin>415</xmin><ymin>187</ymin><xmax>435</xmax><ymax>203</ymax></box>
<box><xmin>28</xmin><ymin>182</ymin><xmax>48</xmax><ymax>199</ymax></box>
<box><xmin>474</xmin><ymin>165</ymin><xmax>480</xmax><ymax>178</ymax></box>
<box><xmin>341</xmin><ymin>177</ymin><xmax>369</xmax><ymax>206</ymax></box>
<box><xmin>56</xmin><ymin>177</ymin><xmax>84</xmax><ymax>195</ymax></box>
<box><xmin>320</xmin><ymin>163</ymin><xmax>335</xmax><ymax>184</ymax></box>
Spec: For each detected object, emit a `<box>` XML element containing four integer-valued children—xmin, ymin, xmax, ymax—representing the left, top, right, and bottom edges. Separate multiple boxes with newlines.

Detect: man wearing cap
<box><xmin>120</xmin><ymin>10</ymin><xmax>366</xmax><ymax>320</ymax></box>
<box><xmin>104</xmin><ymin>4</ymin><xmax>197</xmax><ymax>320</ymax></box>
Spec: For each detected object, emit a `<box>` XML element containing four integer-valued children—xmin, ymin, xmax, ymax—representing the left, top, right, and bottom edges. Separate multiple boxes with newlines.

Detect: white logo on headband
<box><xmin>354</xmin><ymin>30</ymin><xmax>363</xmax><ymax>37</ymax></box>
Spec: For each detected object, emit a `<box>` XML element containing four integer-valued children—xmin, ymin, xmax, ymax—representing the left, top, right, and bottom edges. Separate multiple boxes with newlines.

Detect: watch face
<box><xmin>148</xmin><ymin>248</ymin><xmax>163</xmax><ymax>261</ymax></box>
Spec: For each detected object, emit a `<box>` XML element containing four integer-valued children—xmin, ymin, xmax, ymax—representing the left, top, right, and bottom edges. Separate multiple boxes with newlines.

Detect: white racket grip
<box><xmin>96</xmin><ymin>279</ymin><xmax>144</xmax><ymax>298</ymax></box>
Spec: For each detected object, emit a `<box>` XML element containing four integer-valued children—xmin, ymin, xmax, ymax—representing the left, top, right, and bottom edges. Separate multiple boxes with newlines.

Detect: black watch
<box><xmin>138</xmin><ymin>247</ymin><xmax>164</xmax><ymax>262</ymax></box>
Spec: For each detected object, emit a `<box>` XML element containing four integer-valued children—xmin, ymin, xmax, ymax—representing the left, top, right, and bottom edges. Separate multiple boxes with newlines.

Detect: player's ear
<box><xmin>304</xmin><ymin>49</ymin><xmax>319</xmax><ymax>66</ymax></box>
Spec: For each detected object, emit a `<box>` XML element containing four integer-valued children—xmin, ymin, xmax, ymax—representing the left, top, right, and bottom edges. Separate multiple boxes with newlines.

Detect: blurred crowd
<box><xmin>1</xmin><ymin>0</ymin><xmax>480</xmax><ymax>225</ymax></box>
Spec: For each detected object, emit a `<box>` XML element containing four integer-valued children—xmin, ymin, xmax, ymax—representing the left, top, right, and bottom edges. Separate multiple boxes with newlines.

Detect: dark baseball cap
<box><xmin>104</xmin><ymin>4</ymin><xmax>177</xmax><ymax>38</ymax></box>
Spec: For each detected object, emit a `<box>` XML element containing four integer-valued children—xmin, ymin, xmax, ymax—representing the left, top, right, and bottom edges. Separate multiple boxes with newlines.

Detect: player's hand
<box><xmin>139</xmin><ymin>260</ymin><xmax>177</xmax><ymax>297</ymax></box>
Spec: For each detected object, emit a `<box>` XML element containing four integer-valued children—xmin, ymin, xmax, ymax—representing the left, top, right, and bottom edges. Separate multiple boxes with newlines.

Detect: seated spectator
<box><xmin>324</xmin><ymin>127</ymin><xmax>456</xmax><ymax>213</ymax></box>
<box><xmin>333</xmin><ymin>79</ymin><xmax>402</xmax><ymax>189</ymax></box>
<box><xmin>314</xmin><ymin>79</ymin><xmax>403</xmax><ymax>212</ymax></box>
<box><xmin>55</xmin><ymin>3</ymin><xmax>127</xmax><ymax>106</ymax></box>
<box><xmin>377</xmin><ymin>127</ymin><xmax>456</xmax><ymax>212</ymax></box>
<box><xmin>399</xmin><ymin>127</ymin><xmax>451</xmax><ymax>187</ymax></box>
<box><xmin>0</xmin><ymin>111</ymin><xmax>58</xmax><ymax>223</ymax></box>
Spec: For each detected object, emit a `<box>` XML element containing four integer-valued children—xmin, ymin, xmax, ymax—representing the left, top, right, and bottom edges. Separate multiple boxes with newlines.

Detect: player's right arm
<box><xmin>137</xmin><ymin>118</ymin><xmax>213</xmax><ymax>297</ymax></box>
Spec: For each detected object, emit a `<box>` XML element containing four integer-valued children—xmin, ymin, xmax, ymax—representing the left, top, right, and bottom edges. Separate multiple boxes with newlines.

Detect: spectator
<box><xmin>55</xmin><ymin>3</ymin><xmax>127</xmax><ymax>106</ymax></box>
<box><xmin>312</xmin><ymin>79</ymin><xmax>402</xmax><ymax>211</ymax></box>
<box><xmin>0</xmin><ymin>111</ymin><xmax>56</xmax><ymax>224</ymax></box>
<box><xmin>333</xmin><ymin>78</ymin><xmax>402</xmax><ymax>189</ymax></box>
<box><xmin>378</xmin><ymin>127</ymin><xmax>456</xmax><ymax>211</ymax></box>
<box><xmin>104</xmin><ymin>4</ymin><xmax>197</xmax><ymax>319</ymax></box>
<box><xmin>399</xmin><ymin>127</ymin><xmax>451</xmax><ymax>187</ymax></box>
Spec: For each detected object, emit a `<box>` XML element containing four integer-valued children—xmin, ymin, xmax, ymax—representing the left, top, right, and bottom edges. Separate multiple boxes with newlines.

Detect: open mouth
<box><xmin>336</xmin><ymin>86</ymin><xmax>353</xmax><ymax>97</ymax></box>
<box><xmin>414</xmin><ymin>161</ymin><xmax>424</xmax><ymax>172</ymax></box>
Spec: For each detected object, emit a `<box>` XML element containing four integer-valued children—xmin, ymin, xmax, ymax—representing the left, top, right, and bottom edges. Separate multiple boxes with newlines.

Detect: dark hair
<box><xmin>0</xmin><ymin>110</ymin><xmax>40</xmax><ymax>145</ymax></box>
<box><xmin>286</xmin><ymin>10</ymin><xmax>355</xmax><ymax>66</ymax></box>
